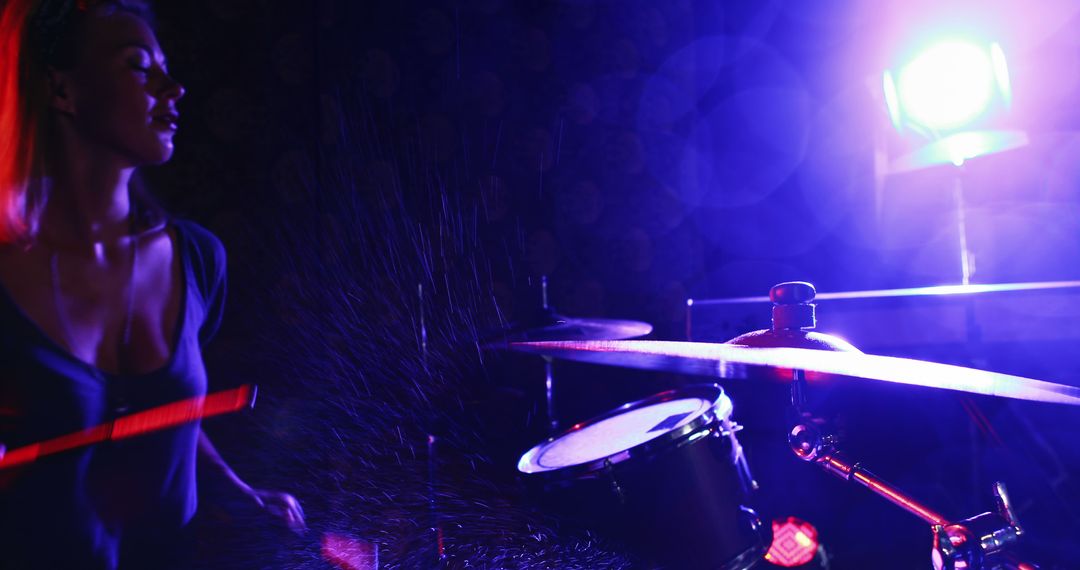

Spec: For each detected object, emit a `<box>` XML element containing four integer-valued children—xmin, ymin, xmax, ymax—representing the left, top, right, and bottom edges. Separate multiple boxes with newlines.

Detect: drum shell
<box><xmin>523</xmin><ymin>401</ymin><xmax>766</xmax><ymax>569</ymax></box>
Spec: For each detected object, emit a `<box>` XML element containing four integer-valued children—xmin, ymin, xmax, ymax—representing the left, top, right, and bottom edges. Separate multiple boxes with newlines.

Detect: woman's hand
<box><xmin>198</xmin><ymin>431</ymin><xmax>307</xmax><ymax>534</ymax></box>
<box><xmin>245</xmin><ymin>487</ymin><xmax>307</xmax><ymax>534</ymax></box>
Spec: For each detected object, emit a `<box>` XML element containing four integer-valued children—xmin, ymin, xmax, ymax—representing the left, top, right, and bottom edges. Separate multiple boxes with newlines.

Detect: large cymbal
<box><xmin>483</xmin><ymin>313</ymin><xmax>652</xmax><ymax>344</ymax></box>
<box><xmin>506</xmin><ymin>340</ymin><xmax>1080</xmax><ymax>406</ymax></box>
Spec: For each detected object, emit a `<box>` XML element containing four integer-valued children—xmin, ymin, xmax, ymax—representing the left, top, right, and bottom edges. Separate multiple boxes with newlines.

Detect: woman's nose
<box><xmin>161</xmin><ymin>73</ymin><xmax>185</xmax><ymax>101</ymax></box>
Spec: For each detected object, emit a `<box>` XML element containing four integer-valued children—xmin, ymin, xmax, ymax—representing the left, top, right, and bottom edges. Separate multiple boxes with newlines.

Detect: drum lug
<box><xmin>712</xmin><ymin>421</ymin><xmax>744</xmax><ymax>438</ymax></box>
<box><xmin>602</xmin><ymin>458</ymin><xmax>626</xmax><ymax>504</ymax></box>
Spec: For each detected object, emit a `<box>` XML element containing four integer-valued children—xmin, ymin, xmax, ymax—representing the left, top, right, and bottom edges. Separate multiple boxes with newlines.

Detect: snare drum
<box><xmin>518</xmin><ymin>384</ymin><xmax>767</xmax><ymax>569</ymax></box>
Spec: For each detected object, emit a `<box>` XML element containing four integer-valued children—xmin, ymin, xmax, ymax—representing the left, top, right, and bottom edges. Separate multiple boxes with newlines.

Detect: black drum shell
<box><xmin>520</xmin><ymin>387</ymin><xmax>767</xmax><ymax>569</ymax></box>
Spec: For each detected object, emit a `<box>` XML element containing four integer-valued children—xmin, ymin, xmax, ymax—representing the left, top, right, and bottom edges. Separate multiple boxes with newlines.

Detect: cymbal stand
<box><xmin>543</xmin><ymin>356</ymin><xmax>557</xmax><ymax>432</ymax></box>
<box><xmin>787</xmin><ymin>376</ymin><xmax>1035</xmax><ymax>570</ymax></box>
<box><xmin>540</xmin><ymin>276</ymin><xmax>558</xmax><ymax>432</ymax></box>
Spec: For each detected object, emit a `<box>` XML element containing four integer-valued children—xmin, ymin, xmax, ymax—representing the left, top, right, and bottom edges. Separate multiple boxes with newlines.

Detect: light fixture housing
<box><xmin>883</xmin><ymin>39</ymin><xmax>1012</xmax><ymax>137</ymax></box>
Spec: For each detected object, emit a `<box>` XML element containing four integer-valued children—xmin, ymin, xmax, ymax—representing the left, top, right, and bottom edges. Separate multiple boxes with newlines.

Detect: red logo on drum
<box><xmin>764</xmin><ymin>516</ymin><xmax>819</xmax><ymax>567</ymax></box>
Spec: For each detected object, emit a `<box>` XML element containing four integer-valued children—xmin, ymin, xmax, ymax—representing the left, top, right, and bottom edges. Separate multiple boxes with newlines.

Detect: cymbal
<box><xmin>688</xmin><ymin>280</ymin><xmax>1080</xmax><ymax>306</ymax></box>
<box><xmin>506</xmin><ymin>340</ymin><xmax>1080</xmax><ymax>406</ymax></box>
<box><xmin>483</xmin><ymin>313</ymin><xmax>652</xmax><ymax>344</ymax></box>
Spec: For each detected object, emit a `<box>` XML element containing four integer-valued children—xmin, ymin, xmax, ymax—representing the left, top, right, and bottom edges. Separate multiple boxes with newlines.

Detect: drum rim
<box><xmin>518</xmin><ymin>383</ymin><xmax>733</xmax><ymax>479</ymax></box>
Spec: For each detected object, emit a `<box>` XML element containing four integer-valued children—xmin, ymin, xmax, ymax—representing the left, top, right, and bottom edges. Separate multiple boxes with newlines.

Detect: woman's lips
<box><xmin>151</xmin><ymin>114</ymin><xmax>178</xmax><ymax>131</ymax></box>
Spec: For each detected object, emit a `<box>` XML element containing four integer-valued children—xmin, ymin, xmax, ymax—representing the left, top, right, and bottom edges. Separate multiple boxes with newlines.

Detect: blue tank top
<box><xmin>0</xmin><ymin>218</ymin><xmax>226</xmax><ymax>569</ymax></box>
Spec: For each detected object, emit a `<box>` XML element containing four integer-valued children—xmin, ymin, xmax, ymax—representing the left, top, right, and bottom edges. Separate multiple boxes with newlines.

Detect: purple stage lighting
<box><xmin>883</xmin><ymin>40</ymin><xmax>1011</xmax><ymax>136</ymax></box>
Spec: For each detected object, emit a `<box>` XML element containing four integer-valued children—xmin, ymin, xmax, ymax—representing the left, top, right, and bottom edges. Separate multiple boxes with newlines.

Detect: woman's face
<box><xmin>52</xmin><ymin>10</ymin><xmax>184</xmax><ymax>167</ymax></box>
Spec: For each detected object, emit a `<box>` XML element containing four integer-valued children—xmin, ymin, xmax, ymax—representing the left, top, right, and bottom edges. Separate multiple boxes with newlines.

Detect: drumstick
<box><xmin>0</xmin><ymin>384</ymin><xmax>255</xmax><ymax>470</ymax></box>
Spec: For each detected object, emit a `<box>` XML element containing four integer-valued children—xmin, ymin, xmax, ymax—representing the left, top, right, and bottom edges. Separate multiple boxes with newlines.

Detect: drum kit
<box><xmin>484</xmin><ymin>281</ymin><xmax>1079</xmax><ymax>569</ymax></box>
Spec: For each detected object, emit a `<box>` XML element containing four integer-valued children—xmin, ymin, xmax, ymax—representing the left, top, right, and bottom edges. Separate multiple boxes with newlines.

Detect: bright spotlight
<box><xmin>883</xmin><ymin>40</ymin><xmax>1011</xmax><ymax>134</ymax></box>
<box><xmin>878</xmin><ymin>37</ymin><xmax>1023</xmax><ymax>286</ymax></box>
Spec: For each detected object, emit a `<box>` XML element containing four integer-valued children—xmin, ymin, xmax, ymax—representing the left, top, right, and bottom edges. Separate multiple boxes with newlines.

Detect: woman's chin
<box><xmin>140</xmin><ymin>142</ymin><xmax>176</xmax><ymax>165</ymax></box>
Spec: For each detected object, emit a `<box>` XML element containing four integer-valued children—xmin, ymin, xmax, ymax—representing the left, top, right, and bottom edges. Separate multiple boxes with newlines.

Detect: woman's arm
<box><xmin>198</xmin><ymin>428</ymin><xmax>306</xmax><ymax>533</ymax></box>
<box><xmin>198</xmin><ymin>429</ymin><xmax>252</xmax><ymax>495</ymax></box>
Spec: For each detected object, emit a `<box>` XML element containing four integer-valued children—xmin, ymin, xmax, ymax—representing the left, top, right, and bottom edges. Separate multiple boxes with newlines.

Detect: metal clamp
<box><xmin>931</xmin><ymin>482</ymin><xmax>1031</xmax><ymax>570</ymax></box>
<box><xmin>789</xmin><ymin>418</ymin><xmax>1036</xmax><ymax>569</ymax></box>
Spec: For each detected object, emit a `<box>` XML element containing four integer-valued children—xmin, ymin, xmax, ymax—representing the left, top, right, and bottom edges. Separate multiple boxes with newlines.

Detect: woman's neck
<box><xmin>38</xmin><ymin>163</ymin><xmax>137</xmax><ymax>250</ymax></box>
<box><xmin>39</xmin><ymin>111</ymin><xmax>144</xmax><ymax>248</ymax></box>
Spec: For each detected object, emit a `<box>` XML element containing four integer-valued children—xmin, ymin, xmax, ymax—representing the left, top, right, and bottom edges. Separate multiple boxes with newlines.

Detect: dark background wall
<box><xmin>139</xmin><ymin>0</ymin><xmax>1080</xmax><ymax>567</ymax></box>
<box><xmin>150</xmin><ymin>0</ymin><xmax>1080</xmax><ymax>334</ymax></box>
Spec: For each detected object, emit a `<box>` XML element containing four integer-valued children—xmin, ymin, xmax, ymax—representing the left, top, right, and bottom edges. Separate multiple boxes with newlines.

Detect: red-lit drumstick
<box><xmin>0</xmin><ymin>384</ymin><xmax>256</xmax><ymax>470</ymax></box>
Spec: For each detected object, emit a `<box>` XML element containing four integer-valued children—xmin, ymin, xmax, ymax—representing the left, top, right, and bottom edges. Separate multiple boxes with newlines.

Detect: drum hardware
<box><xmin>752</xmin><ymin>281</ymin><xmax>1040</xmax><ymax>569</ymax></box>
<box><xmin>718</xmin><ymin>414</ymin><xmax>758</xmax><ymax>496</ymax></box>
<box><xmin>745</xmin><ymin>282</ymin><xmax>1040</xmax><ymax>568</ymax></box>
<box><xmin>725</xmin><ymin>282</ymin><xmax>858</xmax><ymax>423</ymax></box>
<box><xmin>600</xmin><ymin>458</ymin><xmax>625</xmax><ymax>503</ymax></box>
<box><xmin>930</xmin><ymin>481</ymin><xmax>1029</xmax><ymax>570</ymax></box>
<box><xmin>480</xmin><ymin>277</ymin><xmax>653</xmax><ymax>345</ymax></box>
<box><xmin>503</xmin><ymin>334</ymin><xmax>1074</xmax><ymax>565</ymax></box>
<box><xmin>499</xmin><ymin>278</ymin><xmax>1080</xmax><ymax>566</ymax></box>
<box><xmin>724</xmin><ymin>281</ymin><xmax>861</xmax><ymax>354</ymax></box>
<box><xmin>503</xmin><ymin>339</ymin><xmax>1080</xmax><ymax>406</ymax></box>
<box><xmin>540</xmin><ymin>277</ymin><xmax>556</xmax><ymax>434</ymax></box>
<box><xmin>516</xmin><ymin>384</ymin><xmax>768</xmax><ymax>570</ymax></box>
<box><xmin>482</xmin><ymin>276</ymin><xmax>653</xmax><ymax>431</ymax></box>
<box><xmin>787</xmin><ymin>415</ymin><xmax>1036</xmax><ymax>570</ymax></box>
<box><xmin>486</xmin><ymin>313</ymin><xmax>653</xmax><ymax>344</ymax></box>
<box><xmin>543</xmin><ymin>355</ymin><xmax>555</xmax><ymax>432</ymax></box>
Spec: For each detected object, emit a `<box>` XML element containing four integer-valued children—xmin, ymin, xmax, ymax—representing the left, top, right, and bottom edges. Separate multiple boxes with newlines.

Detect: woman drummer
<box><xmin>0</xmin><ymin>1</ymin><xmax>304</xmax><ymax>567</ymax></box>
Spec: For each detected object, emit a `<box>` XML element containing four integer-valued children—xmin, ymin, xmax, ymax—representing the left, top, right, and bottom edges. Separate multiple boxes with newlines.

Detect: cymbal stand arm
<box><xmin>788</xmin><ymin>421</ymin><xmax>948</xmax><ymax>526</ymax></box>
<box><xmin>791</xmin><ymin>370</ymin><xmax>807</xmax><ymax>414</ymax></box>
<box><xmin>789</xmin><ymin>420</ymin><xmax>1036</xmax><ymax>569</ymax></box>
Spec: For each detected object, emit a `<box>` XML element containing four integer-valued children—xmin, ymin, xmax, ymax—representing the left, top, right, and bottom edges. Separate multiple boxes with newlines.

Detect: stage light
<box><xmin>878</xmin><ymin>37</ymin><xmax>1023</xmax><ymax>285</ymax></box>
<box><xmin>883</xmin><ymin>40</ymin><xmax>1011</xmax><ymax>135</ymax></box>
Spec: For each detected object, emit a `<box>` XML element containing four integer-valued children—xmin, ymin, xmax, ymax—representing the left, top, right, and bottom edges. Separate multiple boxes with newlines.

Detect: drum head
<box><xmin>518</xmin><ymin>384</ymin><xmax>732</xmax><ymax>477</ymax></box>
